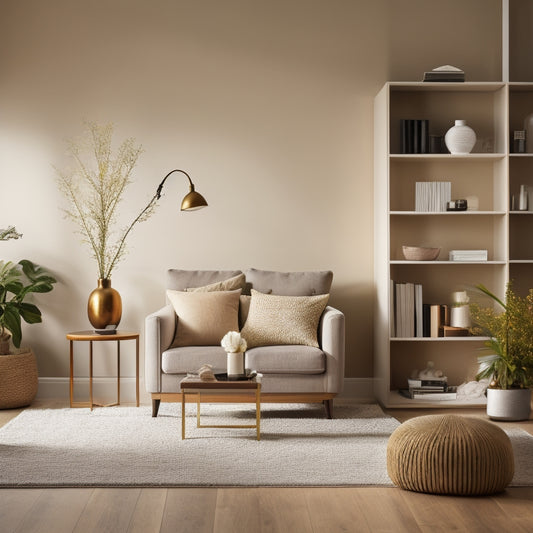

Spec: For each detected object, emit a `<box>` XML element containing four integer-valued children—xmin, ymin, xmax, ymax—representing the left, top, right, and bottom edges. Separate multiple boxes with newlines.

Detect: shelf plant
<box><xmin>470</xmin><ymin>283</ymin><xmax>533</xmax><ymax>389</ymax></box>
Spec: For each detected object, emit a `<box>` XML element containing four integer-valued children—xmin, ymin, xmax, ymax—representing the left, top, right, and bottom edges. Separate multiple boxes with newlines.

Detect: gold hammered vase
<box><xmin>87</xmin><ymin>278</ymin><xmax>122</xmax><ymax>332</ymax></box>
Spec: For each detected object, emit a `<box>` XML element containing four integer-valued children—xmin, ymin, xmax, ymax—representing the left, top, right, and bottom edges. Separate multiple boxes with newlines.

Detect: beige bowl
<box><xmin>402</xmin><ymin>246</ymin><xmax>440</xmax><ymax>261</ymax></box>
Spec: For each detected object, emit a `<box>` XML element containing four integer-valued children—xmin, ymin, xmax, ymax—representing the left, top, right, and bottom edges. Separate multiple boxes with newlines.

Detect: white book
<box><xmin>406</xmin><ymin>282</ymin><xmax>415</xmax><ymax>337</ymax></box>
<box><xmin>412</xmin><ymin>391</ymin><xmax>457</xmax><ymax>400</ymax></box>
<box><xmin>390</xmin><ymin>280</ymin><xmax>396</xmax><ymax>337</ymax></box>
<box><xmin>395</xmin><ymin>282</ymin><xmax>404</xmax><ymax>337</ymax></box>
<box><xmin>415</xmin><ymin>283</ymin><xmax>423</xmax><ymax>337</ymax></box>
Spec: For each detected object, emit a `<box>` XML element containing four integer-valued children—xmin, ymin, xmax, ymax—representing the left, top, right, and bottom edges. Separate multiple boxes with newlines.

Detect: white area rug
<box><xmin>0</xmin><ymin>403</ymin><xmax>531</xmax><ymax>488</ymax></box>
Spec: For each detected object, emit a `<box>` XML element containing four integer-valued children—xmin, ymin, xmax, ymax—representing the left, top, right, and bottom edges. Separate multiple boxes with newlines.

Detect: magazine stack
<box><xmin>400</xmin><ymin>377</ymin><xmax>457</xmax><ymax>400</ymax></box>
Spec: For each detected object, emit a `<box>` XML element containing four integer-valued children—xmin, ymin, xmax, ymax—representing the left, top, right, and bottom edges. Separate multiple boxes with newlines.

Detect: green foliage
<box><xmin>0</xmin><ymin>260</ymin><xmax>57</xmax><ymax>349</ymax></box>
<box><xmin>56</xmin><ymin>121</ymin><xmax>148</xmax><ymax>279</ymax></box>
<box><xmin>470</xmin><ymin>283</ymin><xmax>533</xmax><ymax>389</ymax></box>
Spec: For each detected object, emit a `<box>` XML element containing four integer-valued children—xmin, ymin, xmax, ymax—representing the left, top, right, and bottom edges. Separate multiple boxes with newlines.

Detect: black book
<box><xmin>413</xmin><ymin>120</ymin><xmax>420</xmax><ymax>153</ymax></box>
<box><xmin>401</xmin><ymin>119</ymin><xmax>414</xmax><ymax>154</ymax></box>
<box><xmin>423</xmin><ymin>303</ymin><xmax>431</xmax><ymax>337</ymax></box>
<box><xmin>420</xmin><ymin>120</ymin><xmax>429</xmax><ymax>153</ymax></box>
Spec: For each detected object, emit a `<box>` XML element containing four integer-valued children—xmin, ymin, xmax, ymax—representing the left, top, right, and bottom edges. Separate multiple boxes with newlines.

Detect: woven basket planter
<box><xmin>0</xmin><ymin>350</ymin><xmax>38</xmax><ymax>409</ymax></box>
<box><xmin>387</xmin><ymin>414</ymin><xmax>514</xmax><ymax>495</ymax></box>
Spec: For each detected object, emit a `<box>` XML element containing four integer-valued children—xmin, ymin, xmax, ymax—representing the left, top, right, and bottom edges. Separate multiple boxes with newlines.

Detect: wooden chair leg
<box><xmin>152</xmin><ymin>398</ymin><xmax>161</xmax><ymax>417</ymax></box>
<box><xmin>324</xmin><ymin>399</ymin><xmax>333</xmax><ymax>419</ymax></box>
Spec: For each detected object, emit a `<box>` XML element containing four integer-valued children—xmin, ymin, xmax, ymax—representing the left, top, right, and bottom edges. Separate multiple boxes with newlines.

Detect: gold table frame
<box><xmin>67</xmin><ymin>330</ymin><xmax>139</xmax><ymax>410</ymax></box>
<box><xmin>180</xmin><ymin>377</ymin><xmax>261</xmax><ymax>440</ymax></box>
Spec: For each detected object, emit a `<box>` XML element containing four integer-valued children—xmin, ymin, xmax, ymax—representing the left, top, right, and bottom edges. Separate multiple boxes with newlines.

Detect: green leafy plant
<box><xmin>56</xmin><ymin>121</ymin><xmax>149</xmax><ymax>279</ymax></box>
<box><xmin>0</xmin><ymin>260</ymin><xmax>57</xmax><ymax>352</ymax></box>
<box><xmin>470</xmin><ymin>283</ymin><xmax>533</xmax><ymax>389</ymax></box>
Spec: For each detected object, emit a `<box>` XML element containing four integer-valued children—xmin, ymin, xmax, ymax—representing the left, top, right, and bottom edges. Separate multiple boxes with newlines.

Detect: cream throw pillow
<box><xmin>241</xmin><ymin>289</ymin><xmax>329</xmax><ymax>348</ymax></box>
<box><xmin>185</xmin><ymin>273</ymin><xmax>246</xmax><ymax>292</ymax></box>
<box><xmin>167</xmin><ymin>289</ymin><xmax>241</xmax><ymax>347</ymax></box>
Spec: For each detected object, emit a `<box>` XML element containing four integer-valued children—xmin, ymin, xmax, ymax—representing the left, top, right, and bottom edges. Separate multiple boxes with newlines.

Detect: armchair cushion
<box><xmin>167</xmin><ymin>269</ymin><xmax>243</xmax><ymax>292</ymax></box>
<box><xmin>162</xmin><ymin>346</ymin><xmax>227</xmax><ymax>374</ymax></box>
<box><xmin>185</xmin><ymin>273</ymin><xmax>246</xmax><ymax>293</ymax></box>
<box><xmin>167</xmin><ymin>289</ymin><xmax>241</xmax><ymax>347</ymax></box>
<box><xmin>241</xmin><ymin>289</ymin><xmax>329</xmax><ymax>348</ymax></box>
<box><xmin>245</xmin><ymin>345</ymin><xmax>325</xmax><ymax>374</ymax></box>
<box><xmin>245</xmin><ymin>268</ymin><xmax>333</xmax><ymax>296</ymax></box>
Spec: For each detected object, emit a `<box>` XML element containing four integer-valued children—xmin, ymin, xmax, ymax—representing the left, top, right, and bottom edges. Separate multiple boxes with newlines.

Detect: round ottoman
<box><xmin>387</xmin><ymin>414</ymin><xmax>514</xmax><ymax>495</ymax></box>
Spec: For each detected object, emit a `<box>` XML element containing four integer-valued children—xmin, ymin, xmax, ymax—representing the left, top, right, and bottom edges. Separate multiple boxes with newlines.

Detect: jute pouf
<box><xmin>387</xmin><ymin>414</ymin><xmax>514</xmax><ymax>495</ymax></box>
<box><xmin>0</xmin><ymin>350</ymin><xmax>38</xmax><ymax>409</ymax></box>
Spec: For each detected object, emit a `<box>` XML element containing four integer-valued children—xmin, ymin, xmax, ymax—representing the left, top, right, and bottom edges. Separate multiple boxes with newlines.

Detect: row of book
<box><xmin>391</xmin><ymin>281</ymin><xmax>470</xmax><ymax>338</ymax></box>
<box><xmin>401</xmin><ymin>119</ymin><xmax>429</xmax><ymax>154</ymax></box>
<box><xmin>415</xmin><ymin>181</ymin><xmax>451</xmax><ymax>212</ymax></box>
<box><xmin>399</xmin><ymin>377</ymin><xmax>458</xmax><ymax>400</ymax></box>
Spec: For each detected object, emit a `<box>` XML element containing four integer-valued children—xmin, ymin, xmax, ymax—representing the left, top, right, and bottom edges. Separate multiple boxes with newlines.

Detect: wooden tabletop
<box><xmin>66</xmin><ymin>331</ymin><xmax>140</xmax><ymax>341</ymax></box>
<box><xmin>180</xmin><ymin>376</ymin><xmax>259</xmax><ymax>390</ymax></box>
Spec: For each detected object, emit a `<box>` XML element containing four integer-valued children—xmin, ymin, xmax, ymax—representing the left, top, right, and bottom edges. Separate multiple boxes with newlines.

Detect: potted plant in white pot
<box><xmin>470</xmin><ymin>283</ymin><xmax>533</xmax><ymax>421</ymax></box>
<box><xmin>0</xmin><ymin>228</ymin><xmax>57</xmax><ymax>407</ymax></box>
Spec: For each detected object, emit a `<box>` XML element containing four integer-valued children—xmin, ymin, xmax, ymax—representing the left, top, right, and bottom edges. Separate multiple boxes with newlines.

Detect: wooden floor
<box><xmin>1</xmin><ymin>401</ymin><xmax>533</xmax><ymax>533</ymax></box>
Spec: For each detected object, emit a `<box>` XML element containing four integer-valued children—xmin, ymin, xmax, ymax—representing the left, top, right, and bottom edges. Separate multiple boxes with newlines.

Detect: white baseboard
<box><xmin>38</xmin><ymin>377</ymin><xmax>376</xmax><ymax>403</ymax></box>
<box><xmin>338</xmin><ymin>378</ymin><xmax>375</xmax><ymax>402</ymax></box>
<box><xmin>37</xmin><ymin>377</ymin><xmax>144</xmax><ymax>404</ymax></box>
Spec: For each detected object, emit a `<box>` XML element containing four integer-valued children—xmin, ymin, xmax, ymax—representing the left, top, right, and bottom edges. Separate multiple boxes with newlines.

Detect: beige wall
<box><xmin>0</xmin><ymin>0</ymin><xmax>501</xmax><ymax>385</ymax></box>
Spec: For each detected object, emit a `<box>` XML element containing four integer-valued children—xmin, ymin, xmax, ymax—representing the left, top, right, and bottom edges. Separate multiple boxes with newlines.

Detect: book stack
<box><xmin>392</xmin><ymin>281</ymin><xmax>423</xmax><ymax>338</ymax></box>
<box><xmin>415</xmin><ymin>182</ymin><xmax>451</xmax><ymax>212</ymax></box>
<box><xmin>423</xmin><ymin>65</ymin><xmax>465</xmax><ymax>83</ymax></box>
<box><xmin>401</xmin><ymin>119</ymin><xmax>429</xmax><ymax>153</ymax></box>
<box><xmin>449</xmin><ymin>250</ymin><xmax>488</xmax><ymax>262</ymax></box>
<box><xmin>391</xmin><ymin>281</ymin><xmax>460</xmax><ymax>338</ymax></box>
<box><xmin>400</xmin><ymin>377</ymin><xmax>457</xmax><ymax>400</ymax></box>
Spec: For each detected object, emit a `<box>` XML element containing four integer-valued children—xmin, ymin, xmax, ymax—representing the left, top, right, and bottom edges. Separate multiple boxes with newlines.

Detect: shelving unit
<box><xmin>374</xmin><ymin>80</ymin><xmax>533</xmax><ymax>408</ymax></box>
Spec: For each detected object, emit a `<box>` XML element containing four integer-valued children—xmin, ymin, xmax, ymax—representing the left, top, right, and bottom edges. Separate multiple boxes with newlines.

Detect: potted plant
<box><xmin>55</xmin><ymin>121</ymin><xmax>145</xmax><ymax>332</ymax></box>
<box><xmin>0</xmin><ymin>259</ymin><xmax>57</xmax><ymax>354</ymax></box>
<box><xmin>0</xmin><ymin>227</ymin><xmax>57</xmax><ymax>408</ymax></box>
<box><xmin>470</xmin><ymin>283</ymin><xmax>533</xmax><ymax>421</ymax></box>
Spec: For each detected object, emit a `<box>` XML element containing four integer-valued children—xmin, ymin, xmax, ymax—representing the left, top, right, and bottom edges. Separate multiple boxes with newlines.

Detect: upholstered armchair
<box><xmin>145</xmin><ymin>268</ymin><xmax>345</xmax><ymax>417</ymax></box>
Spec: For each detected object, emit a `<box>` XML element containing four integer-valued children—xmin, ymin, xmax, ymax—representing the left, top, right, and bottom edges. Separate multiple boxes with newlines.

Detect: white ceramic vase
<box><xmin>486</xmin><ymin>388</ymin><xmax>531</xmax><ymax>421</ymax></box>
<box><xmin>445</xmin><ymin>120</ymin><xmax>476</xmax><ymax>154</ymax></box>
<box><xmin>227</xmin><ymin>351</ymin><xmax>245</xmax><ymax>378</ymax></box>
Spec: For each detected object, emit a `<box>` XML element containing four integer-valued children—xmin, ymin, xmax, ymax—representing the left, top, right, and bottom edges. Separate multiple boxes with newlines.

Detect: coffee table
<box><xmin>180</xmin><ymin>376</ymin><xmax>261</xmax><ymax>440</ymax></box>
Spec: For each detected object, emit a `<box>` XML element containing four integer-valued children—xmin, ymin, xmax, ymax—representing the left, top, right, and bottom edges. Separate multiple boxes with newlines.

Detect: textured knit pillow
<box><xmin>241</xmin><ymin>289</ymin><xmax>329</xmax><ymax>348</ymax></box>
<box><xmin>185</xmin><ymin>273</ymin><xmax>246</xmax><ymax>293</ymax></box>
<box><xmin>167</xmin><ymin>289</ymin><xmax>241</xmax><ymax>347</ymax></box>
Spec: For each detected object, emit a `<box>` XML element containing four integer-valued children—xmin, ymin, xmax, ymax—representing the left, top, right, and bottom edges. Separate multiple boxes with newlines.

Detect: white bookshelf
<box><xmin>373</xmin><ymin>81</ymin><xmax>533</xmax><ymax>408</ymax></box>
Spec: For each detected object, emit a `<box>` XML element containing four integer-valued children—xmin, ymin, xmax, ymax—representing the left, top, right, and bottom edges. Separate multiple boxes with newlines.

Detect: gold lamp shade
<box><xmin>181</xmin><ymin>185</ymin><xmax>208</xmax><ymax>211</ymax></box>
<box><xmin>87</xmin><ymin>279</ymin><xmax>122</xmax><ymax>332</ymax></box>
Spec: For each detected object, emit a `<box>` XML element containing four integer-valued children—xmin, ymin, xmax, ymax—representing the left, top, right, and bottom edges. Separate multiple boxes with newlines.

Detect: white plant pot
<box><xmin>227</xmin><ymin>351</ymin><xmax>245</xmax><ymax>378</ymax></box>
<box><xmin>445</xmin><ymin>120</ymin><xmax>477</xmax><ymax>154</ymax></box>
<box><xmin>486</xmin><ymin>388</ymin><xmax>532</xmax><ymax>421</ymax></box>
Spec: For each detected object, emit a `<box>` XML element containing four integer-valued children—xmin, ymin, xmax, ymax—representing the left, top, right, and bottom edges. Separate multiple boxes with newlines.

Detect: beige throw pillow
<box><xmin>167</xmin><ymin>289</ymin><xmax>241</xmax><ymax>347</ymax></box>
<box><xmin>185</xmin><ymin>273</ymin><xmax>246</xmax><ymax>293</ymax></box>
<box><xmin>241</xmin><ymin>289</ymin><xmax>329</xmax><ymax>348</ymax></box>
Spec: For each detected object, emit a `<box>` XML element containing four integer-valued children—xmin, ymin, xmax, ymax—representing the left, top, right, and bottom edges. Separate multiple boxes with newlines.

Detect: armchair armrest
<box><xmin>145</xmin><ymin>304</ymin><xmax>176</xmax><ymax>393</ymax></box>
<box><xmin>319</xmin><ymin>305</ymin><xmax>345</xmax><ymax>394</ymax></box>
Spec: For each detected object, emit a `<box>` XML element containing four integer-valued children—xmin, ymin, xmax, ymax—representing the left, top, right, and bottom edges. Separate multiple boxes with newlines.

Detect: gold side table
<box><xmin>67</xmin><ymin>330</ymin><xmax>139</xmax><ymax>410</ymax></box>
